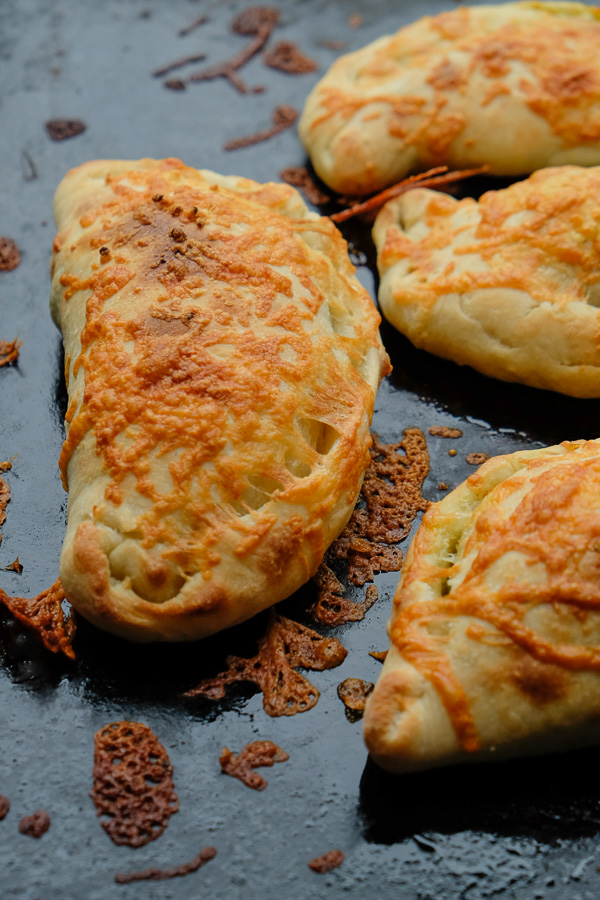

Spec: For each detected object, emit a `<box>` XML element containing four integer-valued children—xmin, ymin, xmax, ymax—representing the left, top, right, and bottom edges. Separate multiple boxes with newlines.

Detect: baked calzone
<box><xmin>373</xmin><ymin>165</ymin><xmax>600</xmax><ymax>397</ymax></box>
<box><xmin>364</xmin><ymin>439</ymin><xmax>600</xmax><ymax>772</ymax></box>
<box><xmin>50</xmin><ymin>158</ymin><xmax>389</xmax><ymax>642</ymax></box>
<box><xmin>299</xmin><ymin>1</ymin><xmax>600</xmax><ymax>195</ymax></box>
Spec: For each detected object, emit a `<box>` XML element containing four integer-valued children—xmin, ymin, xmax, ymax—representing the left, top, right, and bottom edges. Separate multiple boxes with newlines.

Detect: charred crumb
<box><xmin>310</xmin><ymin>431</ymin><xmax>429</xmax><ymax>625</ymax></box>
<box><xmin>164</xmin><ymin>78</ymin><xmax>187</xmax><ymax>91</ymax></box>
<box><xmin>0</xmin><ymin>795</ymin><xmax>9</xmax><ymax>820</ymax></box>
<box><xmin>115</xmin><ymin>847</ymin><xmax>217</xmax><ymax>884</ymax></box>
<box><xmin>0</xmin><ymin>579</ymin><xmax>76</xmax><ymax>659</ymax></box>
<box><xmin>308</xmin><ymin>849</ymin><xmax>345</xmax><ymax>873</ymax></box>
<box><xmin>279</xmin><ymin>166</ymin><xmax>331</xmax><ymax>205</ymax></box>
<box><xmin>18</xmin><ymin>810</ymin><xmax>50</xmax><ymax>838</ymax></box>
<box><xmin>178</xmin><ymin>15</ymin><xmax>208</xmax><ymax>37</ymax></box>
<box><xmin>91</xmin><ymin>721</ymin><xmax>179</xmax><ymax>848</ymax></box>
<box><xmin>45</xmin><ymin>119</ymin><xmax>86</xmax><ymax>141</ymax></box>
<box><xmin>466</xmin><ymin>452</ymin><xmax>490</xmax><ymax>465</ymax></box>
<box><xmin>219</xmin><ymin>740</ymin><xmax>289</xmax><ymax>790</ymax></box>
<box><xmin>428</xmin><ymin>425</ymin><xmax>463</xmax><ymax>439</ymax></box>
<box><xmin>153</xmin><ymin>53</ymin><xmax>206</xmax><ymax>77</ymax></box>
<box><xmin>0</xmin><ymin>237</ymin><xmax>21</xmax><ymax>271</ymax></box>
<box><xmin>183</xmin><ymin>610</ymin><xmax>347</xmax><ymax>716</ymax></box>
<box><xmin>263</xmin><ymin>40</ymin><xmax>317</xmax><ymax>74</ymax></box>
<box><xmin>224</xmin><ymin>105</ymin><xmax>298</xmax><ymax>151</ymax></box>
<box><xmin>189</xmin><ymin>6</ymin><xmax>279</xmax><ymax>94</ymax></box>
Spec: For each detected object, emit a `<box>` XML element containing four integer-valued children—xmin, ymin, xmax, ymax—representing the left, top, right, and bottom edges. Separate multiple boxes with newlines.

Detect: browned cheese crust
<box><xmin>373</xmin><ymin>166</ymin><xmax>600</xmax><ymax>397</ymax></box>
<box><xmin>50</xmin><ymin>158</ymin><xmax>389</xmax><ymax>641</ymax></box>
<box><xmin>299</xmin><ymin>1</ymin><xmax>600</xmax><ymax>195</ymax></box>
<box><xmin>364</xmin><ymin>439</ymin><xmax>600</xmax><ymax>772</ymax></box>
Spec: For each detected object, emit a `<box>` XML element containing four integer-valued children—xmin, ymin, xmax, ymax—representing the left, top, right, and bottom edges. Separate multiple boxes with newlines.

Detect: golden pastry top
<box><xmin>51</xmin><ymin>158</ymin><xmax>388</xmax><ymax>607</ymax></box>
<box><xmin>374</xmin><ymin>165</ymin><xmax>600</xmax><ymax>311</ymax></box>
<box><xmin>390</xmin><ymin>439</ymin><xmax>600</xmax><ymax>752</ymax></box>
<box><xmin>300</xmin><ymin>1</ymin><xmax>600</xmax><ymax>193</ymax></box>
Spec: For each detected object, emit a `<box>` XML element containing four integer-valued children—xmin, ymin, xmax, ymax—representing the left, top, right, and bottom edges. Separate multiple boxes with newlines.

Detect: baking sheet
<box><xmin>2</xmin><ymin>0</ymin><xmax>600</xmax><ymax>897</ymax></box>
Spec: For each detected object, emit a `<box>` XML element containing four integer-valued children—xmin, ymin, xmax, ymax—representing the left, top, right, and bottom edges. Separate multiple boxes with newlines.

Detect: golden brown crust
<box><xmin>51</xmin><ymin>158</ymin><xmax>389</xmax><ymax>641</ymax></box>
<box><xmin>364</xmin><ymin>439</ymin><xmax>600</xmax><ymax>772</ymax></box>
<box><xmin>373</xmin><ymin>166</ymin><xmax>600</xmax><ymax>397</ymax></box>
<box><xmin>299</xmin><ymin>2</ymin><xmax>600</xmax><ymax>195</ymax></box>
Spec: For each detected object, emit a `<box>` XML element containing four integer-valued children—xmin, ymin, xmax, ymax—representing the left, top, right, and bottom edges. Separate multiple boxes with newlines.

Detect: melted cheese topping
<box><xmin>391</xmin><ymin>440</ymin><xmax>600</xmax><ymax>751</ymax></box>
<box><xmin>50</xmin><ymin>158</ymin><xmax>388</xmax><ymax>639</ymax></box>
<box><xmin>299</xmin><ymin>1</ymin><xmax>600</xmax><ymax>194</ymax></box>
<box><xmin>377</xmin><ymin>166</ymin><xmax>600</xmax><ymax>310</ymax></box>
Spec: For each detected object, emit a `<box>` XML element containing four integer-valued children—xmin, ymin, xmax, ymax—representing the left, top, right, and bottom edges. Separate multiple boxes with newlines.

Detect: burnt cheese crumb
<box><xmin>311</xmin><ymin>431</ymin><xmax>430</xmax><ymax>625</ymax></box>
<box><xmin>18</xmin><ymin>810</ymin><xmax>50</xmax><ymax>838</ymax></box>
<box><xmin>337</xmin><ymin>678</ymin><xmax>374</xmax><ymax>719</ymax></box>
<box><xmin>45</xmin><ymin>119</ymin><xmax>87</xmax><ymax>141</ymax></box>
<box><xmin>263</xmin><ymin>40</ymin><xmax>317</xmax><ymax>74</ymax></box>
<box><xmin>115</xmin><ymin>847</ymin><xmax>217</xmax><ymax>884</ymax></box>
<box><xmin>466</xmin><ymin>452</ymin><xmax>490</xmax><ymax>465</ymax></box>
<box><xmin>308</xmin><ymin>849</ymin><xmax>345</xmax><ymax>873</ymax></box>
<box><xmin>219</xmin><ymin>740</ymin><xmax>289</xmax><ymax>790</ymax></box>
<box><xmin>0</xmin><ymin>237</ymin><xmax>21</xmax><ymax>271</ymax></box>
<box><xmin>428</xmin><ymin>425</ymin><xmax>463</xmax><ymax>439</ymax></box>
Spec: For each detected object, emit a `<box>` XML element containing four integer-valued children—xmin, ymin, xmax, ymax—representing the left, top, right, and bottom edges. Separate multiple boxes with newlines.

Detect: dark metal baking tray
<box><xmin>2</xmin><ymin>1</ymin><xmax>600</xmax><ymax>898</ymax></box>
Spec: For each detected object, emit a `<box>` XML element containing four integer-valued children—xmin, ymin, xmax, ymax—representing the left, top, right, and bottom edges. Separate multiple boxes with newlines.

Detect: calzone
<box><xmin>299</xmin><ymin>1</ymin><xmax>600</xmax><ymax>195</ymax></box>
<box><xmin>364</xmin><ymin>439</ymin><xmax>600</xmax><ymax>772</ymax></box>
<box><xmin>373</xmin><ymin>165</ymin><xmax>600</xmax><ymax>397</ymax></box>
<box><xmin>50</xmin><ymin>158</ymin><xmax>389</xmax><ymax>642</ymax></box>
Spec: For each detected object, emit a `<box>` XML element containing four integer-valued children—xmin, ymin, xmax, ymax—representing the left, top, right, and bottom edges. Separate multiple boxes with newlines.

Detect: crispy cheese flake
<box><xmin>0</xmin><ymin>339</ymin><xmax>21</xmax><ymax>368</ymax></box>
<box><xmin>219</xmin><ymin>740</ymin><xmax>289</xmax><ymax>790</ymax></box>
<box><xmin>311</xmin><ymin>431</ymin><xmax>430</xmax><ymax>625</ymax></box>
<box><xmin>91</xmin><ymin>721</ymin><xmax>179</xmax><ymax>848</ymax></box>
<box><xmin>184</xmin><ymin>611</ymin><xmax>347</xmax><ymax>716</ymax></box>
<box><xmin>0</xmin><ymin>578</ymin><xmax>76</xmax><ymax>659</ymax></box>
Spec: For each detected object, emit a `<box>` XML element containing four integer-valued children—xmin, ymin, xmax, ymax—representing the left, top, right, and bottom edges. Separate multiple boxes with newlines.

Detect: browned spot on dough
<box><xmin>511</xmin><ymin>657</ymin><xmax>567</xmax><ymax>706</ymax></box>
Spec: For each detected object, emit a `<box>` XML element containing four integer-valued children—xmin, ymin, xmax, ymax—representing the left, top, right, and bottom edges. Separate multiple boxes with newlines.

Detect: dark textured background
<box><xmin>1</xmin><ymin>1</ymin><xmax>600</xmax><ymax>898</ymax></box>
